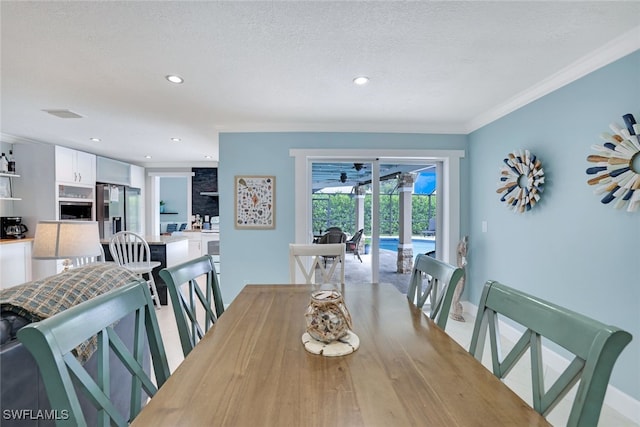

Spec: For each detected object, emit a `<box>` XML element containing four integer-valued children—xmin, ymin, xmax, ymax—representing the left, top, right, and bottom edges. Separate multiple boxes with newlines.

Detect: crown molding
<box><xmin>215</xmin><ymin>121</ymin><xmax>467</xmax><ymax>135</ymax></box>
<box><xmin>465</xmin><ymin>25</ymin><xmax>640</xmax><ymax>133</ymax></box>
<box><xmin>0</xmin><ymin>132</ymin><xmax>46</xmax><ymax>145</ymax></box>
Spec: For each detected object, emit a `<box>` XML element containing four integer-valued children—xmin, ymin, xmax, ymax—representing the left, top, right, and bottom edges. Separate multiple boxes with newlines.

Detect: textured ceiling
<box><xmin>1</xmin><ymin>1</ymin><xmax>639</xmax><ymax>167</ymax></box>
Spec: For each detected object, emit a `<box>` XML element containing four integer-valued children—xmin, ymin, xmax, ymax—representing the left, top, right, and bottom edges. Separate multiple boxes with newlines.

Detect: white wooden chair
<box><xmin>109</xmin><ymin>231</ymin><xmax>161</xmax><ymax>308</ymax></box>
<box><xmin>289</xmin><ymin>243</ymin><xmax>345</xmax><ymax>285</ymax></box>
<box><xmin>72</xmin><ymin>244</ymin><xmax>106</xmax><ymax>268</ymax></box>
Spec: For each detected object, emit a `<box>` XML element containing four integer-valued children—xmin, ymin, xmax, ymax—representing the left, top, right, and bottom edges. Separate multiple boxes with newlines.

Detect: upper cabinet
<box><xmin>130</xmin><ymin>164</ymin><xmax>145</xmax><ymax>189</ymax></box>
<box><xmin>55</xmin><ymin>146</ymin><xmax>96</xmax><ymax>186</ymax></box>
<box><xmin>96</xmin><ymin>156</ymin><xmax>131</xmax><ymax>185</ymax></box>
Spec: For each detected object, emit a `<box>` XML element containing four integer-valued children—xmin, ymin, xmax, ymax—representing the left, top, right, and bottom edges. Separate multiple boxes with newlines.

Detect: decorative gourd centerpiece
<box><xmin>302</xmin><ymin>289</ymin><xmax>359</xmax><ymax>357</ymax></box>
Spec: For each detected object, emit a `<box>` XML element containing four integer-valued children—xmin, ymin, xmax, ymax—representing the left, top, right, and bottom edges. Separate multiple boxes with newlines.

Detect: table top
<box><xmin>132</xmin><ymin>284</ymin><xmax>549</xmax><ymax>426</ymax></box>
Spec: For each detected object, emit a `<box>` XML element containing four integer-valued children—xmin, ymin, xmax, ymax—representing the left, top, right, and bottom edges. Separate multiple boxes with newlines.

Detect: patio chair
<box><xmin>17</xmin><ymin>280</ymin><xmax>171</xmax><ymax>427</ymax></box>
<box><xmin>469</xmin><ymin>280</ymin><xmax>632</xmax><ymax>427</ymax></box>
<box><xmin>421</xmin><ymin>217</ymin><xmax>436</xmax><ymax>237</ymax></box>
<box><xmin>406</xmin><ymin>253</ymin><xmax>464</xmax><ymax>330</ymax></box>
<box><xmin>317</xmin><ymin>228</ymin><xmax>347</xmax><ymax>267</ymax></box>
<box><xmin>345</xmin><ymin>228</ymin><xmax>364</xmax><ymax>263</ymax></box>
<box><xmin>289</xmin><ymin>243</ymin><xmax>345</xmax><ymax>285</ymax></box>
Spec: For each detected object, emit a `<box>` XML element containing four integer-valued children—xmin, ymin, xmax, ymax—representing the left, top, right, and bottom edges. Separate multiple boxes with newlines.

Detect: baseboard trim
<box><xmin>462</xmin><ymin>301</ymin><xmax>639</xmax><ymax>422</ymax></box>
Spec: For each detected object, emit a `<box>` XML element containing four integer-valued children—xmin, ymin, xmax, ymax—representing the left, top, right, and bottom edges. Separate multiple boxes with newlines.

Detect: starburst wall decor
<box><xmin>586</xmin><ymin>113</ymin><xmax>640</xmax><ymax>212</ymax></box>
<box><xmin>496</xmin><ymin>149</ymin><xmax>545</xmax><ymax>213</ymax></box>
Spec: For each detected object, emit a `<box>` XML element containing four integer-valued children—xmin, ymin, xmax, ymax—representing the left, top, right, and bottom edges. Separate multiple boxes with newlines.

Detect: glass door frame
<box><xmin>291</xmin><ymin>148</ymin><xmax>464</xmax><ymax>283</ymax></box>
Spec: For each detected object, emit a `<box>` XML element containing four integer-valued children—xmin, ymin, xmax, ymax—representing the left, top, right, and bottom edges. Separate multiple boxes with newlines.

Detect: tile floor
<box><xmin>155</xmin><ymin>255</ymin><xmax>638</xmax><ymax>426</ymax></box>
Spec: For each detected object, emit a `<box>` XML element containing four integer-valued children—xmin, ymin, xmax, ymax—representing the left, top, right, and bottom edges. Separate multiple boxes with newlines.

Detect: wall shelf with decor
<box><xmin>160</xmin><ymin>212</ymin><xmax>179</xmax><ymax>215</ymax></box>
<box><xmin>0</xmin><ymin>172</ymin><xmax>21</xmax><ymax>200</ymax></box>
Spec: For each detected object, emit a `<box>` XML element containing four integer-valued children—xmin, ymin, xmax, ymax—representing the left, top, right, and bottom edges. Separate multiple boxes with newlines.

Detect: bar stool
<box><xmin>109</xmin><ymin>231</ymin><xmax>161</xmax><ymax>308</ymax></box>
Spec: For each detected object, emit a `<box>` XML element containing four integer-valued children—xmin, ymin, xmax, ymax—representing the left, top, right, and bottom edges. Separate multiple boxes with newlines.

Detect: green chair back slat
<box><xmin>406</xmin><ymin>253</ymin><xmax>464</xmax><ymax>330</ymax></box>
<box><xmin>17</xmin><ymin>280</ymin><xmax>170</xmax><ymax>427</ymax></box>
<box><xmin>469</xmin><ymin>280</ymin><xmax>632</xmax><ymax>427</ymax></box>
<box><xmin>160</xmin><ymin>254</ymin><xmax>224</xmax><ymax>358</ymax></box>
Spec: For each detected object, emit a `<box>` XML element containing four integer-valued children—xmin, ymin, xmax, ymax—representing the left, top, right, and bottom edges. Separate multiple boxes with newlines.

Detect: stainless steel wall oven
<box><xmin>59</xmin><ymin>201</ymin><xmax>93</xmax><ymax>221</ymax></box>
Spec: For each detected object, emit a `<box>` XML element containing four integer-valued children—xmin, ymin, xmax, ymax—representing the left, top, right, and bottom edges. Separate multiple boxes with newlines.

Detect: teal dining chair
<box><xmin>159</xmin><ymin>255</ymin><xmax>224</xmax><ymax>357</ymax></box>
<box><xmin>406</xmin><ymin>253</ymin><xmax>464</xmax><ymax>330</ymax></box>
<box><xmin>17</xmin><ymin>280</ymin><xmax>171</xmax><ymax>427</ymax></box>
<box><xmin>469</xmin><ymin>280</ymin><xmax>632</xmax><ymax>427</ymax></box>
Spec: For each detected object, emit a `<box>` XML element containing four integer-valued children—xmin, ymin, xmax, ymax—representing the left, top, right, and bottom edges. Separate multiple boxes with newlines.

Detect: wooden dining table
<box><xmin>132</xmin><ymin>284</ymin><xmax>550</xmax><ymax>426</ymax></box>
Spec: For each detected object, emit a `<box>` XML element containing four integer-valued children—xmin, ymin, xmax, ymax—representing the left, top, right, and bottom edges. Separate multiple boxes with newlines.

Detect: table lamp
<box><xmin>32</xmin><ymin>220</ymin><xmax>101</xmax><ymax>271</ymax></box>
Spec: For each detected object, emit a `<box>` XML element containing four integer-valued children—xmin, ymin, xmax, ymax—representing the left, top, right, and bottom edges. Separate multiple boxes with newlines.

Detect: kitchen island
<box><xmin>101</xmin><ymin>234</ymin><xmax>189</xmax><ymax>305</ymax></box>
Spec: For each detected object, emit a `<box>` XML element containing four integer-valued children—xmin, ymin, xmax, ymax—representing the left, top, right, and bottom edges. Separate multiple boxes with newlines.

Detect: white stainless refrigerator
<box><xmin>96</xmin><ymin>183</ymin><xmax>142</xmax><ymax>239</ymax></box>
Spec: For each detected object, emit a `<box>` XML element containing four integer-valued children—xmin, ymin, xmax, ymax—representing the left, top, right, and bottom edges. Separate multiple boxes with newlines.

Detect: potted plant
<box><xmin>159</xmin><ymin>200</ymin><xmax>166</xmax><ymax>213</ymax></box>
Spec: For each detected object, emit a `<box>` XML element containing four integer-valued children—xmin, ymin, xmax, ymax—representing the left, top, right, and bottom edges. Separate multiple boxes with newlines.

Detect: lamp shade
<box><xmin>32</xmin><ymin>221</ymin><xmax>101</xmax><ymax>259</ymax></box>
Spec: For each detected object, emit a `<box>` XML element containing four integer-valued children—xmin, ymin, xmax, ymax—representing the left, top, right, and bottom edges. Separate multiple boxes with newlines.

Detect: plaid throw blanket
<box><xmin>0</xmin><ymin>263</ymin><xmax>139</xmax><ymax>363</ymax></box>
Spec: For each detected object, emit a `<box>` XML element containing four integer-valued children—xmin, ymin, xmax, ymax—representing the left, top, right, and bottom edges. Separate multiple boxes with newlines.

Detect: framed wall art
<box><xmin>234</xmin><ymin>176</ymin><xmax>276</xmax><ymax>229</ymax></box>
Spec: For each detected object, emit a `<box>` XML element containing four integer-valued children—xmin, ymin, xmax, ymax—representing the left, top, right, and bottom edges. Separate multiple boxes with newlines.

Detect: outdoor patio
<box><xmin>342</xmin><ymin>248</ymin><xmax>415</xmax><ymax>294</ymax></box>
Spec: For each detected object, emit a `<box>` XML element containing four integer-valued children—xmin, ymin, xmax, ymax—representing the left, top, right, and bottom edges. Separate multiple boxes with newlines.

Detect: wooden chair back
<box><xmin>406</xmin><ymin>253</ymin><xmax>464</xmax><ymax>330</ymax></box>
<box><xmin>73</xmin><ymin>244</ymin><xmax>106</xmax><ymax>267</ymax></box>
<box><xmin>17</xmin><ymin>280</ymin><xmax>170</xmax><ymax>427</ymax></box>
<box><xmin>469</xmin><ymin>280</ymin><xmax>632</xmax><ymax>427</ymax></box>
<box><xmin>289</xmin><ymin>243</ymin><xmax>345</xmax><ymax>285</ymax></box>
<box><xmin>159</xmin><ymin>255</ymin><xmax>224</xmax><ymax>358</ymax></box>
<box><xmin>109</xmin><ymin>231</ymin><xmax>153</xmax><ymax>267</ymax></box>
<box><xmin>109</xmin><ymin>231</ymin><xmax>161</xmax><ymax>307</ymax></box>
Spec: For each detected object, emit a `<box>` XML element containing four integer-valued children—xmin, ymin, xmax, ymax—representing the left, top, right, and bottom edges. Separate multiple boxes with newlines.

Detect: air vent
<box><xmin>42</xmin><ymin>109</ymin><xmax>84</xmax><ymax>119</ymax></box>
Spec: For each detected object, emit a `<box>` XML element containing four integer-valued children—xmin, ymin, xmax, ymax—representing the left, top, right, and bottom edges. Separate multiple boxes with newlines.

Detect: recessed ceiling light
<box><xmin>171</xmin><ymin>137</ymin><xmax>181</xmax><ymax>142</ymax></box>
<box><xmin>165</xmin><ymin>75</ymin><xmax>184</xmax><ymax>84</ymax></box>
<box><xmin>204</xmin><ymin>155</ymin><xmax>212</xmax><ymax>159</ymax></box>
<box><xmin>353</xmin><ymin>76</ymin><xmax>369</xmax><ymax>86</ymax></box>
<box><xmin>90</xmin><ymin>137</ymin><xmax>101</xmax><ymax>142</ymax></box>
<box><xmin>145</xmin><ymin>155</ymin><xmax>152</xmax><ymax>159</ymax></box>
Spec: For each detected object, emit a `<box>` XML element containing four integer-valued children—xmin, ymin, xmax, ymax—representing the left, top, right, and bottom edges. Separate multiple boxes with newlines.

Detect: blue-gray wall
<box><xmin>218</xmin><ymin>51</ymin><xmax>638</xmax><ymax>401</ymax></box>
<box><xmin>468</xmin><ymin>51</ymin><xmax>639</xmax><ymax>400</ymax></box>
<box><xmin>159</xmin><ymin>177</ymin><xmax>188</xmax><ymax>231</ymax></box>
<box><xmin>219</xmin><ymin>132</ymin><xmax>468</xmax><ymax>299</ymax></box>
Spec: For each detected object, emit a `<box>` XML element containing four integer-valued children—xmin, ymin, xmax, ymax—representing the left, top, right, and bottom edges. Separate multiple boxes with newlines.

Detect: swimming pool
<box><xmin>379</xmin><ymin>237</ymin><xmax>435</xmax><ymax>254</ymax></box>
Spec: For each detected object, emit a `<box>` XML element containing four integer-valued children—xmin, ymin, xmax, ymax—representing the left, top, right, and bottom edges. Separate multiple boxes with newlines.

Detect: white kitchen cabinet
<box><xmin>0</xmin><ymin>240</ymin><xmax>32</xmax><ymax>289</ymax></box>
<box><xmin>96</xmin><ymin>156</ymin><xmax>130</xmax><ymax>185</ymax></box>
<box><xmin>130</xmin><ymin>164</ymin><xmax>145</xmax><ymax>189</ymax></box>
<box><xmin>56</xmin><ymin>146</ymin><xmax>96</xmax><ymax>186</ymax></box>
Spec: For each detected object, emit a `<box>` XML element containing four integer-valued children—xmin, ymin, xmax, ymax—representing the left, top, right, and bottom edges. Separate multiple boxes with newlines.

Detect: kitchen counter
<box><xmin>0</xmin><ymin>238</ymin><xmax>33</xmax><ymax>288</ymax></box>
<box><xmin>0</xmin><ymin>237</ymin><xmax>34</xmax><ymax>246</ymax></box>
<box><xmin>100</xmin><ymin>234</ymin><xmax>188</xmax><ymax>245</ymax></box>
<box><xmin>173</xmin><ymin>230</ymin><xmax>219</xmax><ymax>258</ymax></box>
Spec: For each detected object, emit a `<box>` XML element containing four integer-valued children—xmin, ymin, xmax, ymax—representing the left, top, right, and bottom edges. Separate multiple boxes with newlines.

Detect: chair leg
<box><xmin>146</xmin><ymin>273</ymin><xmax>161</xmax><ymax>309</ymax></box>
